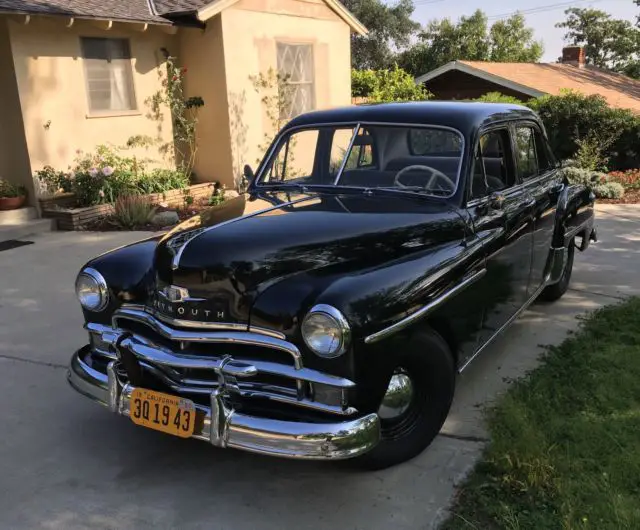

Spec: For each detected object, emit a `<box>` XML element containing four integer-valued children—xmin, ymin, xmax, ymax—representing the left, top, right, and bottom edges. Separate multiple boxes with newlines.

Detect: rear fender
<box><xmin>552</xmin><ymin>184</ymin><xmax>596</xmax><ymax>250</ymax></box>
<box><xmin>545</xmin><ymin>184</ymin><xmax>596</xmax><ymax>285</ymax></box>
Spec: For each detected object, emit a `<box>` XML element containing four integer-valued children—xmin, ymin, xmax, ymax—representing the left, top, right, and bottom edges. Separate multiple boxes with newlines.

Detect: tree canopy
<box><xmin>342</xmin><ymin>0</ymin><xmax>419</xmax><ymax>70</ymax></box>
<box><xmin>396</xmin><ymin>10</ymin><xmax>543</xmax><ymax>77</ymax></box>
<box><xmin>556</xmin><ymin>8</ymin><xmax>640</xmax><ymax>78</ymax></box>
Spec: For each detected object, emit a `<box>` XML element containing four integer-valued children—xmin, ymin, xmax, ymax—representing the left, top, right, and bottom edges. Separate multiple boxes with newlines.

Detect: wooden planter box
<box><xmin>42</xmin><ymin>183</ymin><xmax>215</xmax><ymax>231</ymax></box>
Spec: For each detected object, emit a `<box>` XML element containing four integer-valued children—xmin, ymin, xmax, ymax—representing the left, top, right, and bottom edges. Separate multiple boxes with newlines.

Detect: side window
<box><xmin>471</xmin><ymin>129</ymin><xmax>514</xmax><ymax>200</ymax></box>
<box><xmin>267</xmin><ymin>129</ymin><xmax>319</xmax><ymax>182</ymax></box>
<box><xmin>329</xmin><ymin>127</ymin><xmax>358</xmax><ymax>175</ymax></box>
<box><xmin>344</xmin><ymin>129</ymin><xmax>376</xmax><ymax>170</ymax></box>
<box><xmin>514</xmin><ymin>127</ymin><xmax>538</xmax><ymax>180</ymax></box>
<box><xmin>533</xmin><ymin>129</ymin><xmax>553</xmax><ymax>172</ymax></box>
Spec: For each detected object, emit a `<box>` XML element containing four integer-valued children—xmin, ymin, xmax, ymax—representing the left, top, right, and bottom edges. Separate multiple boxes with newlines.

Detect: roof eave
<box><xmin>0</xmin><ymin>9</ymin><xmax>173</xmax><ymax>26</ymax></box>
<box><xmin>196</xmin><ymin>0</ymin><xmax>367</xmax><ymax>35</ymax></box>
<box><xmin>416</xmin><ymin>61</ymin><xmax>546</xmax><ymax>99</ymax></box>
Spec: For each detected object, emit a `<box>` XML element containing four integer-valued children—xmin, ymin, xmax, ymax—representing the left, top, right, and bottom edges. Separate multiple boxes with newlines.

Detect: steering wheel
<box><xmin>393</xmin><ymin>165</ymin><xmax>455</xmax><ymax>192</ymax></box>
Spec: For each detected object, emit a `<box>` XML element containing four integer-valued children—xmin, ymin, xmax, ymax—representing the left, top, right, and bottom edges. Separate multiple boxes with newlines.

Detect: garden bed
<box><xmin>42</xmin><ymin>183</ymin><xmax>215</xmax><ymax>231</ymax></box>
<box><xmin>83</xmin><ymin>200</ymin><xmax>213</xmax><ymax>232</ymax></box>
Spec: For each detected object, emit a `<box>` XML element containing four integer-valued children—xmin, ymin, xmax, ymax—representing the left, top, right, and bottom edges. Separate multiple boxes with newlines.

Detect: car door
<box><xmin>461</xmin><ymin>125</ymin><xmax>535</xmax><ymax>366</ymax></box>
<box><xmin>512</xmin><ymin>122</ymin><xmax>564</xmax><ymax>295</ymax></box>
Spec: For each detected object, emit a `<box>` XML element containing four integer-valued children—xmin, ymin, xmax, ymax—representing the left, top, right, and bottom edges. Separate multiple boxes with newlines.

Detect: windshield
<box><xmin>257</xmin><ymin>124</ymin><xmax>464</xmax><ymax>197</ymax></box>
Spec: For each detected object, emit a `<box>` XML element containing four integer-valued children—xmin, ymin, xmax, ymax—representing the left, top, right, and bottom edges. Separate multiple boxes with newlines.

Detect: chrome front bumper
<box><xmin>68</xmin><ymin>347</ymin><xmax>381</xmax><ymax>460</ymax></box>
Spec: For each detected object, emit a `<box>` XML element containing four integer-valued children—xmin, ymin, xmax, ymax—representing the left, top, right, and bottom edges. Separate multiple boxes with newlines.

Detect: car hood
<box><xmin>152</xmin><ymin>190</ymin><xmax>465</xmax><ymax>324</ymax></box>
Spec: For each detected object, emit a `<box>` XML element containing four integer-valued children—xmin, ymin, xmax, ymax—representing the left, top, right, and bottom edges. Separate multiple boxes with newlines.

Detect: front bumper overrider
<box><xmin>68</xmin><ymin>346</ymin><xmax>381</xmax><ymax>460</ymax></box>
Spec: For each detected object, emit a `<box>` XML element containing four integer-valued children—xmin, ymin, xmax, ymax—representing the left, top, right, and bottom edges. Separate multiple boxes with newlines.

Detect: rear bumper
<box><xmin>67</xmin><ymin>347</ymin><xmax>381</xmax><ymax>460</ymax></box>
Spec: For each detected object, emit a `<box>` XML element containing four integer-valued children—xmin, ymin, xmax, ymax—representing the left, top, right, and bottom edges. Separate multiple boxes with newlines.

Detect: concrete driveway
<box><xmin>0</xmin><ymin>204</ymin><xmax>637</xmax><ymax>530</ymax></box>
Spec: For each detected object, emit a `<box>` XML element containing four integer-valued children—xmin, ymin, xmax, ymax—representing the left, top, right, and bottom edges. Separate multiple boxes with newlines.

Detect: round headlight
<box><xmin>75</xmin><ymin>267</ymin><xmax>109</xmax><ymax>311</ymax></box>
<box><xmin>302</xmin><ymin>304</ymin><xmax>351</xmax><ymax>358</ymax></box>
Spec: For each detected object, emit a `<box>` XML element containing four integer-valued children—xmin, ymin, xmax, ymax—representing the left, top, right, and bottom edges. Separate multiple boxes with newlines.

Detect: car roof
<box><xmin>284</xmin><ymin>101</ymin><xmax>537</xmax><ymax>136</ymax></box>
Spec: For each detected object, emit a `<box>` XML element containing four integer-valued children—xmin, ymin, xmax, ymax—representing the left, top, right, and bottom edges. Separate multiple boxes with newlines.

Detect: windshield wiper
<box><xmin>368</xmin><ymin>187</ymin><xmax>451</xmax><ymax>197</ymax></box>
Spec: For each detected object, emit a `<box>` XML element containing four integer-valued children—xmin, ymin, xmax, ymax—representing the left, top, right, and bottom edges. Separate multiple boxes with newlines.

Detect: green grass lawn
<box><xmin>443</xmin><ymin>298</ymin><xmax>640</xmax><ymax>530</ymax></box>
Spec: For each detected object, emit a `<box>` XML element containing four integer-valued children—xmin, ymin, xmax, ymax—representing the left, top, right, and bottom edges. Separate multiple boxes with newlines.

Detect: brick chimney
<box><xmin>561</xmin><ymin>46</ymin><xmax>586</xmax><ymax>68</ymax></box>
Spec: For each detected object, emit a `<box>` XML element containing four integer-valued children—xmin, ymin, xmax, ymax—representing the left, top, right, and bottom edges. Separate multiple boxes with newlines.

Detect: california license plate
<box><xmin>129</xmin><ymin>388</ymin><xmax>196</xmax><ymax>438</ymax></box>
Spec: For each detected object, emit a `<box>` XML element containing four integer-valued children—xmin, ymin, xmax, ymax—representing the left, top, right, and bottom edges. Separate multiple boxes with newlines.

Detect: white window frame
<box><xmin>80</xmin><ymin>37</ymin><xmax>138</xmax><ymax>117</ymax></box>
<box><xmin>276</xmin><ymin>42</ymin><xmax>315</xmax><ymax>120</ymax></box>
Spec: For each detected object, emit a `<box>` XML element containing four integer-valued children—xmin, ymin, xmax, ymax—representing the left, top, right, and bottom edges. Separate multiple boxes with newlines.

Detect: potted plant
<box><xmin>0</xmin><ymin>179</ymin><xmax>28</xmax><ymax>210</ymax></box>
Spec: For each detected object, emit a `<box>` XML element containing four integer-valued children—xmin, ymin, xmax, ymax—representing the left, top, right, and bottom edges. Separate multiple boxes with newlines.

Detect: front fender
<box><xmin>79</xmin><ymin>236</ymin><xmax>161</xmax><ymax>324</ymax></box>
<box><xmin>249</xmin><ymin>236</ymin><xmax>485</xmax><ymax>384</ymax></box>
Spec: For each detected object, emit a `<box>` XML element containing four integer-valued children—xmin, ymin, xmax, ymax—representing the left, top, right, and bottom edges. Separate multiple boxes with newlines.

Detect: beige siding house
<box><xmin>0</xmin><ymin>0</ymin><xmax>365</xmax><ymax>209</ymax></box>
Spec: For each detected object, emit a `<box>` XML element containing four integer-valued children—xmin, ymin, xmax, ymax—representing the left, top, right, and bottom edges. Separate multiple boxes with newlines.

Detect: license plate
<box><xmin>129</xmin><ymin>388</ymin><xmax>196</xmax><ymax>438</ymax></box>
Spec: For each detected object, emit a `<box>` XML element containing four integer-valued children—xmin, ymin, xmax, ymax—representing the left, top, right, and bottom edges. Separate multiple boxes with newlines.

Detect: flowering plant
<box><xmin>147</xmin><ymin>54</ymin><xmax>204</xmax><ymax>177</ymax></box>
<box><xmin>607</xmin><ymin>170</ymin><xmax>640</xmax><ymax>190</ymax></box>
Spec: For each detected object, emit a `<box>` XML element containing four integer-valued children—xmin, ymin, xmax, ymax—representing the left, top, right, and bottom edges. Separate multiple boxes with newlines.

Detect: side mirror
<box><xmin>243</xmin><ymin>164</ymin><xmax>255</xmax><ymax>183</ymax></box>
<box><xmin>489</xmin><ymin>192</ymin><xmax>505</xmax><ymax>210</ymax></box>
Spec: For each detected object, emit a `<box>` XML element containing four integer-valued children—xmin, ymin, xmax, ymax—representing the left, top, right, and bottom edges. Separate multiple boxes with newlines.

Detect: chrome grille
<box><xmin>86</xmin><ymin>306</ymin><xmax>357</xmax><ymax>416</ymax></box>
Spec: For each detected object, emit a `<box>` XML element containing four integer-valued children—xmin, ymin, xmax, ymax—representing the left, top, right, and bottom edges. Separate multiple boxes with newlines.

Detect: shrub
<box><xmin>62</xmin><ymin>145</ymin><xmax>191</xmax><ymax>206</ymax></box>
<box><xmin>351</xmin><ymin>69</ymin><xmax>379</xmax><ymax>98</ymax></box>
<box><xmin>527</xmin><ymin>90</ymin><xmax>640</xmax><ymax>171</ymax></box>
<box><xmin>135</xmin><ymin>169</ymin><xmax>189</xmax><ymax>195</ymax></box>
<box><xmin>0</xmin><ymin>179</ymin><xmax>27</xmax><ymax>198</ymax></box>
<box><xmin>474</xmin><ymin>92</ymin><xmax>524</xmax><ymax>105</ymax></box>
<box><xmin>592</xmin><ymin>181</ymin><xmax>625</xmax><ymax>199</ymax></box>
<box><xmin>351</xmin><ymin>66</ymin><xmax>431</xmax><ymax>103</ymax></box>
<box><xmin>34</xmin><ymin>166</ymin><xmax>72</xmax><ymax>195</ymax></box>
<box><xmin>559</xmin><ymin>165</ymin><xmax>625</xmax><ymax>199</ymax></box>
<box><xmin>573</xmin><ymin>133</ymin><xmax>611</xmax><ymax>172</ymax></box>
<box><xmin>111</xmin><ymin>195</ymin><xmax>156</xmax><ymax>229</ymax></box>
<box><xmin>208</xmin><ymin>182</ymin><xmax>226</xmax><ymax>206</ymax></box>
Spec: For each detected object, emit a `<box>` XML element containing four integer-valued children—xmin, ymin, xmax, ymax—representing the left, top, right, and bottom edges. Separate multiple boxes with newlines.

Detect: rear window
<box><xmin>409</xmin><ymin>129</ymin><xmax>463</xmax><ymax>156</ymax></box>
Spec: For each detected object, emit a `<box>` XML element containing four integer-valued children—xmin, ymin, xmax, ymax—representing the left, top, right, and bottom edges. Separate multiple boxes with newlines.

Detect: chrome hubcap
<box><xmin>378</xmin><ymin>371</ymin><xmax>414</xmax><ymax>420</ymax></box>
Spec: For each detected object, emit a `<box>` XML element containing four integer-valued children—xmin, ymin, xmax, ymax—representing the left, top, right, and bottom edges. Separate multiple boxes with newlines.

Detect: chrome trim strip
<box><xmin>111</xmin><ymin>307</ymin><xmax>302</xmax><ymax>367</ymax></box>
<box><xmin>253</xmin><ymin>121</ymin><xmax>466</xmax><ymax>200</ymax></box>
<box><xmin>120</xmin><ymin>303</ymin><xmax>287</xmax><ymax>340</ymax></box>
<box><xmin>171</xmin><ymin>196</ymin><xmax>312</xmax><ymax>270</ymax></box>
<box><xmin>364</xmin><ymin>268</ymin><xmax>487</xmax><ymax>344</ymax></box>
<box><xmin>458</xmin><ymin>280</ymin><xmax>547</xmax><ymax>373</ymax></box>
<box><xmin>333</xmin><ymin>124</ymin><xmax>360</xmax><ymax>185</ymax></box>
<box><xmin>68</xmin><ymin>352</ymin><xmax>380</xmax><ymax>460</ymax></box>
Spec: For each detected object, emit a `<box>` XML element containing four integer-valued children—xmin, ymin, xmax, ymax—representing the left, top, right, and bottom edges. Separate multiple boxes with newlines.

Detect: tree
<box><xmin>489</xmin><ymin>14</ymin><xmax>544</xmax><ymax>63</ymax></box>
<box><xmin>351</xmin><ymin>66</ymin><xmax>432</xmax><ymax>101</ymax></box>
<box><xmin>397</xmin><ymin>10</ymin><xmax>543</xmax><ymax>77</ymax></box>
<box><xmin>342</xmin><ymin>0</ymin><xmax>419</xmax><ymax>70</ymax></box>
<box><xmin>556</xmin><ymin>8</ymin><xmax>640</xmax><ymax>77</ymax></box>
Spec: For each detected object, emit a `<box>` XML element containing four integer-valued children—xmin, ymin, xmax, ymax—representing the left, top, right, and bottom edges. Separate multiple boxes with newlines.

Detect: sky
<box><xmin>411</xmin><ymin>0</ymin><xmax>639</xmax><ymax>62</ymax></box>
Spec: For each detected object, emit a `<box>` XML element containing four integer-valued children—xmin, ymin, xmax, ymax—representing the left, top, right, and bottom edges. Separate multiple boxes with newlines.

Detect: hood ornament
<box><xmin>159</xmin><ymin>285</ymin><xmax>190</xmax><ymax>303</ymax></box>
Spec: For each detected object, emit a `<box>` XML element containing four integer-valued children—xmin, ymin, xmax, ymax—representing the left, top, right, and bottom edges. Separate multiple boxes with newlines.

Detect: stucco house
<box><xmin>415</xmin><ymin>47</ymin><xmax>640</xmax><ymax>113</ymax></box>
<box><xmin>0</xmin><ymin>0</ymin><xmax>366</xmax><ymax>211</ymax></box>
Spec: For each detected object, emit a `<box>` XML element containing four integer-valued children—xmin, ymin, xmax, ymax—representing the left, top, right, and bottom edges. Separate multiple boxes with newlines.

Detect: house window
<box><xmin>276</xmin><ymin>43</ymin><xmax>314</xmax><ymax>119</ymax></box>
<box><xmin>81</xmin><ymin>37</ymin><xmax>136</xmax><ymax>113</ymax></box>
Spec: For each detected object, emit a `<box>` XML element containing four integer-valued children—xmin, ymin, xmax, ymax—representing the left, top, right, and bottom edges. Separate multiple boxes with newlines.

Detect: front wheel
<box><xmin>354</xmin><ymin>328</ymin><xmax>455</xmax><ymax>470</ymax></box>
<box><xmin>539</xmin><ymin>242</ymin><xmax>575</xmax><ymax>302</ymax></box>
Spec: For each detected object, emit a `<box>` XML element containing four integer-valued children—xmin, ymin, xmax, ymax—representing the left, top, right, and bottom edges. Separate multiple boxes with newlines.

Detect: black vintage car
<box><xmin>68</xmin><ymin>102</ymin><xmax>596</xmax><ymax>469</ymax></box>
